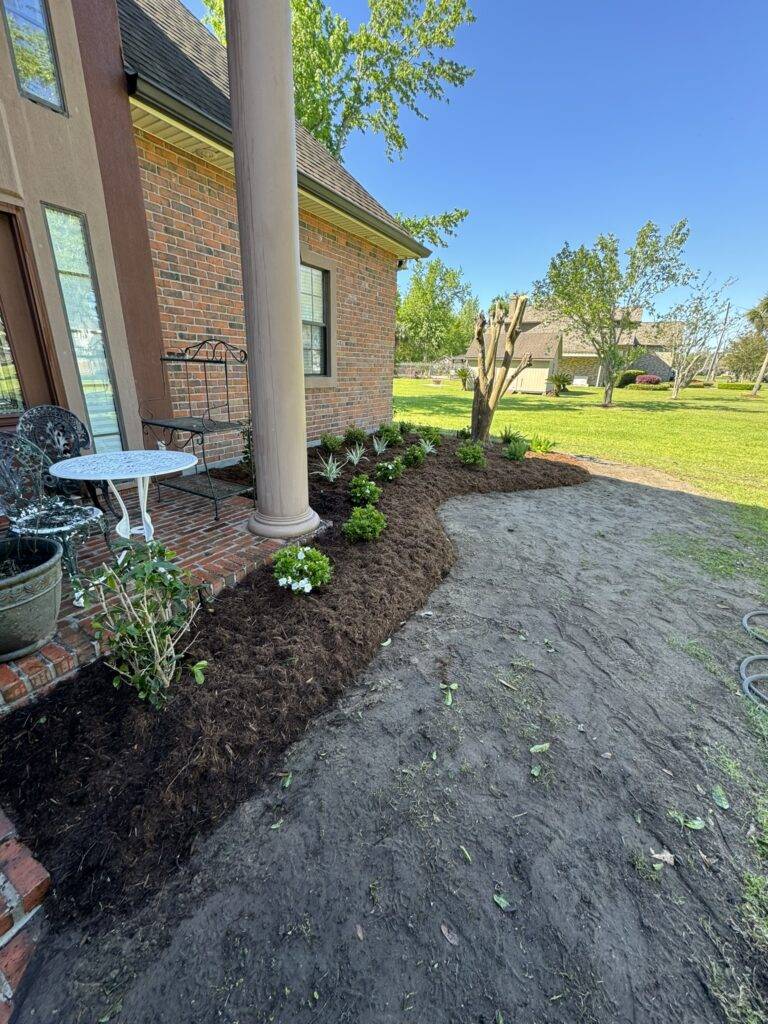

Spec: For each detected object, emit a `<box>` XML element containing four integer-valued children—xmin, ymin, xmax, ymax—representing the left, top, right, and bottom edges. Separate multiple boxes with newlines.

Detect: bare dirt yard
<box><xmin>15</xmin><ymin>465</ymin><xmax>768</xmax><ymax>1024</ymax></box>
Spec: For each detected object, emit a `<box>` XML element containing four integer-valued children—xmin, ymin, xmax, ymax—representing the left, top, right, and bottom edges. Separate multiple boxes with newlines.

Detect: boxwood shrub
<box><xmin>349</xmin><ymin>473</ymin><xmax>382</xmax><ymax>506</ymax></box>
<box><xmin>342</xmin><ymin>504</ymin><xmax>387</xmax><ymax>542</ymax></box>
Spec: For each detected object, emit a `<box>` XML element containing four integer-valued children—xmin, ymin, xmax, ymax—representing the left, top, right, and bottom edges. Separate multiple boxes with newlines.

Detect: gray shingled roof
<box><xmin>466</xmin><ymin>326</ymin><xmax>560</xmax><ymax>362</ymax></box>
<box><xmin>115</xmin><ymin>0</ymin><xmax>424</xmax><ymax>251</ymax></box>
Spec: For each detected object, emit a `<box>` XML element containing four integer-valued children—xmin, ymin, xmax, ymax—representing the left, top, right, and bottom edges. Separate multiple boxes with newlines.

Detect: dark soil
<box><xmin>0</xmin><ymin>438</ymin><xmax>587</xmax><ymax>926</ymax></box>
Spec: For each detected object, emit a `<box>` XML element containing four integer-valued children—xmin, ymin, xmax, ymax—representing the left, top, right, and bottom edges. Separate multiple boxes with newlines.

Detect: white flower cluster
<box><xmin>276</xmin><ymin>546</ymin><xmax>313</xmax><ymax>593</ymax></box>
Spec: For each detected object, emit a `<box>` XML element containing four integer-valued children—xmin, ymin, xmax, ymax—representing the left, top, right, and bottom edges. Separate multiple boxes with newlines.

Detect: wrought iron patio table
<box><xmin>49</xmin><ymin>450</ymin><xmax>198</xmax><ymax>544</ymax></box>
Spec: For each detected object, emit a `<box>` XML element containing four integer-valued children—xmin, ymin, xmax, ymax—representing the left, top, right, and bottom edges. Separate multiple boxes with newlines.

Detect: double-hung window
<box><xmin>300</xmin><ymin>263</ymin><xmax>329</xmax><ymax>376</ymax></box>
<box><xmin>1</xmin><ymin>0</ymin><xmax>65</xmax><ymax>112</ymax></box>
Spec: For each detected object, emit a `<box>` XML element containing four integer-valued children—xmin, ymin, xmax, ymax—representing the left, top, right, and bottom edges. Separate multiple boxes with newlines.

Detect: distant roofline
<box><xmin>127</xmin><ymin>70</ymin><xmax>430</xmax><ymax>260</ymax></box>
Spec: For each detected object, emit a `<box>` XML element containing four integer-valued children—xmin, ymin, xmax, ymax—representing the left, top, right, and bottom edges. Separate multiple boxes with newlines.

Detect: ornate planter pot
<box><xmin>0</xmin><ymin>537</ymin><xmax>62</xmax><ymax>663</ymax></box>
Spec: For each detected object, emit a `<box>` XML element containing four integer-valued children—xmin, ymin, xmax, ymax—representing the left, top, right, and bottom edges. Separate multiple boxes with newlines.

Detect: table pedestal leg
<box><xmin>109</xmin><ymin>480</ymin><xmax>131</xmax><ymax>541</ymax></box>
<box><xmin>137</xmin><ymin>476</ymin><xmax>154</xmax><ymax>542</ymax></box>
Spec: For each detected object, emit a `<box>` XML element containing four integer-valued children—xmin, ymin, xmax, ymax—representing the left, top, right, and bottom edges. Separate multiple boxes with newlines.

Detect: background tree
<box><xmin>722</xmin><ymin>330</ymin><xmax>768</xmax><ymax>382</ymax></box>
<box><xmin>745</xmin><ymin>295</ymin><xmax>768</xmax><ymax>396</ymax></box>
<box><xmin>395</xmin><ymin>258</ymin><xmax>471</xmax><ymax>362</ymax></box>
<box><xmin>533</xmin><ymin>221</ymin><xmax>692</xmax><ymax>407</ymax></box>
<box><xmin>470</xmin><ymin>295</ymin><xmax>532</xmax><ymax>441</ymax></box>
<box><xmin>396</xmin><ymin>208</ymin><xmax>468</xmax><ymax>249</ymax></box>
<box><xmin>203</xmin><ymin>0</ymin><xmax>474</xmax><ymax>160</ymax></box>
<box><xmin>664</xmin><ymin>275</ymin><xmax>733</xmax><ymax>398</ymax></box>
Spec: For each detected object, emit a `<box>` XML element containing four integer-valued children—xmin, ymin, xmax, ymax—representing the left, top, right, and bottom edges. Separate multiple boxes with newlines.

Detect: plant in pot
<box><xmin>0</xmin><ymin>535</ymin><xmax>63</xmax><ymax>663</ymax></box>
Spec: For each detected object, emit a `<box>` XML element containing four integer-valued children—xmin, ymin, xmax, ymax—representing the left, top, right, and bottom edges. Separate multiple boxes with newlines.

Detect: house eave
<box><xmin>127</xmin><ymin>73</ymin><xmax>430</xmax><ymax>261</ymax></box>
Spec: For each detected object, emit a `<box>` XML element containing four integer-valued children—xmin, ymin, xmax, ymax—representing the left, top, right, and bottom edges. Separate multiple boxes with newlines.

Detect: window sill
<box><xmin>304</xmin><ymin>374</ymin><xmax>338</xmax><ymax>389</ymax></box>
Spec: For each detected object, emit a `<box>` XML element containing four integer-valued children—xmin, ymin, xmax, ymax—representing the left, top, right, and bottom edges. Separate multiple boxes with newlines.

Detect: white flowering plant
<box><xmin>273</xmin><ymin>545</ymin><xmax>332</xmax><ymax>595</ymax></box>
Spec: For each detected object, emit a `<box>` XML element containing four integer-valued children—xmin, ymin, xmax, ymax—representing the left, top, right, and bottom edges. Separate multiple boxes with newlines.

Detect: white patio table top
<box><xmin>50</xmin><ymin>450</ymin><xmax>198</xmax><ymax>543</ymax></box>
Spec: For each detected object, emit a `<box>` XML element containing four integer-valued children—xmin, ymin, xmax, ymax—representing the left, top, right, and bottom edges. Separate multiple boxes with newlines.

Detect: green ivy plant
<box><xmin>87</xmin><ymin>541</ymin><xmax>207</xmax><ymax>709</ymax></box>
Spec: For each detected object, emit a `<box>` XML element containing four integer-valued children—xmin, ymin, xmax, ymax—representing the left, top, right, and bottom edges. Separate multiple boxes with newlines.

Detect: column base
<box><xmin>247</xmin><ymin>504</ymin><xmax>321</xmax><ymax>540</ymax></box>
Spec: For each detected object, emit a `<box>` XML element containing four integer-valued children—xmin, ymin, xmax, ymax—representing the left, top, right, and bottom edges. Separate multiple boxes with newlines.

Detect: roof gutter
<box><xmin>127</xmin><ymin>71</ymin><xmax>430</xmax><ymax>260</ymax></box>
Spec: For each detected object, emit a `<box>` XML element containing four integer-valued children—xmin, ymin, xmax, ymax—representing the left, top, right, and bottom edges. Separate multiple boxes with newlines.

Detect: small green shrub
<box><xmin>456</xmin><ymin>440</ymin><xmax>486</xmax><ymax>468</ymax></box>
<box><xmin>416</xmin><ymin>424</ymin><xmax>442</xmax><ymax>446</ymax></box>
<box><xmin>321</xmin><ymin>432</ymin><xmax>343</xmax><ymax>453</ymax></box>
<box><xmin>717</xmin><ymin>381</ymin><xmax>757</xmax><ymax>391</ymax></box>
<box><xmin>626</xmin><ymin>382</ymin><xmax>672</xmax><ymax>391</ymax></box>
<box><xmin>503</xmin><ymin>437</ymin><xmax>529</xmax><ymax>461</ymax></box>
<box><xmin>499</xmin><ymin>424</ymin><xmax>526</xmax><ymax>444</ymax></box>
<box><xmin>344</xmin><ymin>425</ymin><xmax>368</xmax><ymax>445</ymax></box>
<box><xmin>349</xmin><ymin>473</ymin><xmax>382</xmax><ymax>506</ymax></box>
<box><xmin>529</xmin><ymin>434</ymin><xmax>556</xmax><ymax>452</ymax></box>
<box><xmin>402</xmin><ymin>443</ymin><xmax>426</xmax><ymax>468</ymax></box>
<box><xmin>374</xmin><ymin>457</ymin><xmax>405</xmax><ymax>482</ymax></box>
<box><xmin>686</xmin><ymin>379</ymin><xmax>714</xmax><ymax>388</ymax></box>
<box><xmin>342</xmin><ymin>504</ymin><xmax>387</xmax><ymax>542</ymax></box>
<box><xmin>397</xmin><ymin>420</ymin><xmax>414</xmax><ymax>438</ymax></box>
<box><xmin>273</xmin><ymin>545</ymin><xmax>332</xmax><ymax>594</ymax></box>
<box><xmin>617</xmin><ymin>369</ymin><xmax>643</xmax><ymax>388</ymax></box>
<box><xmin>87</xmin><ymin>541</ymin><xmax>206</xmax><ymax>709</ymax></box>
<box><xmin>548</xmin><ymin>371</ymin><xmax>573</xmax><ymax>396</ymax></box>
<box><xmin>456</xmin><ymin>425</ymin><xmax>472</xmax><ymax>440</ymax></box>
<box><xmin>377</xmin><ymin>423</ymin><xmax>402</xmax><ymax>446</ymax></box>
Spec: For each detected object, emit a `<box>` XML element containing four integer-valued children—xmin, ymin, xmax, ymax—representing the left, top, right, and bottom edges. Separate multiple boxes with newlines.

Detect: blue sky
<box><xmin>181</xmin><ymin>0</ymin><xmax>766</xmax><ymax>318</ymax></box>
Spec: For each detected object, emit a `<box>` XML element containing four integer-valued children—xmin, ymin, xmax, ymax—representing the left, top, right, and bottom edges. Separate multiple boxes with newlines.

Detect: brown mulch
<box><xmin>0</xmin><ymin>439</ymin><xmax>588</xmax><ymax>925</ymax></box>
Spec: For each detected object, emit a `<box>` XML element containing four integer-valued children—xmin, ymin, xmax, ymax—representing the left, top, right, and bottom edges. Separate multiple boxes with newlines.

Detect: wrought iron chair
<box><xmin>0</xmin><ymin>432</ymin><xmax>111</xmax><ymax>603</ymax></box>
<box><xmin>17</xmin><ymin>405</ymin><xmax>117</xmax><ymax>516</ymax></box>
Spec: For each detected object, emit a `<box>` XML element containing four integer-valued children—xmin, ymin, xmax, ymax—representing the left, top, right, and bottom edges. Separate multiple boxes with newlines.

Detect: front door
<box><xmin>0</xmin><ymin>211</ymin><xmax>54</xmax><ymax>427</ymax></box>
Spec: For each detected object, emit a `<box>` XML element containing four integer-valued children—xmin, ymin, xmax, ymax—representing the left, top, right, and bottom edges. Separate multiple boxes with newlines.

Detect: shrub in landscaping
<box><xmin>503</xmin><ymin>437</ymin><xmax>530</xmax><ymax>461</ymax></box>
<box><xmin>273</xmin><ymin>545</ymin><xmax>332</xmax><ymax>594</ymax></box>
<box><xmin>416</xmin><ymin>424</ymin><xmax>442</xmax><ymax>446</ymax></box>
<box><xmin>456</xmin><ymin>440</ymin><xmax>487</xmax><ymax>468</ymax></box>
<box><xmin>627</xmin><ymin>382</ymin><xmax>672</xmax><ymax>391</ymax></box>
<box><xmin>321</xmin><ymin>433</ymin><xmax>343</xmax><ymax>453</ymax></box>
<box><xmin>313</xmin><ymin>453</ymin><xmax>343</xmax><ymax>481</ymax></box>
<box><xmin>617</xmin><ymin>369</ymin><xmax>643</xmax><ymax>388</ymax></box>
<box><xmin>548</xmin><ymin>371</ymin><xmax>573</xmax><ymax>396</ymax></box>
<box><xmin>529</xmin><ymin>434</ymin><xmax>556</xmax><ymax>452</ymax></box>
<box><xmin>717</xmin><ymin>381</ymin><xmax>757</xmax><ymax>391</ymax></box>
<box><xmin>377</xmin><ymin>423</ymin><xmax>402</xmax><ymax>447</ymax></box>
<box><xmin>342</xmin><ymin>504</ymin><xmax>387</xmax><ymax>542</ymax></box>
<box><xmin>397</xmin><ymin>420</ymin><xmax>414</xmax><ymax>438</ymax></box>
<box><xmin>499</xmin><ymin>424</ymin><xmax>527</xmax><ymax>445</ymax></box>
<box><xmin>349</xmin><ymin>473</ymin><xmax>382</xmax><ymax>506</ymax></box>
<box><xmin>344</xmin><ymin>441</ymin><xmax>367</xmax><ymax>467</ymax></box>
<box><xmin>374</xmin><ymin>457</ymin><xmax>405</xmax><ymax>482</ymax></box>
<box><xmin>636</xmin><ymin>374</ymin><xmax>661</xmax><ymax>385</ymax></box>
<box><xmin>418</xmin><ymin>437</ymin><xmax>437</xmax><ymax>456</ymax></box>
<box><xmin>456</xmin><ymin>425</ymin><xmax>472</xmax><ymax>440</ymax></box>
<box><xmin>402</xmin><ymin>443</ymin><xmax>426</xmax><ymax>468</ymax></box>
<box><xmin>456</xmin><ymin>366</ymin><xmax>475</xmax><ymax>391</ymax></box>
<box><xmin>371</xmin><ymin>435</ymin><xmax>389</xmax><ymax>455</ymax></box>
<box><xmin>88</xmin><ymin>541</ymin><xmax>207</xmax><ymax>709</ymax></box>
<box><xmin>344</xmin><ymin>425</ymin><xmax>368</xmax><ymax>446</ymax></box>
<box><xmin>686</xmin><ymin>379</ymin><xmax>714</xmax><ymax>388</ymax></box>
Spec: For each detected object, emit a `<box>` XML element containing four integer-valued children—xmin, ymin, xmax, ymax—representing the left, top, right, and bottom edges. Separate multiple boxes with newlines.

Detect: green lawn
<box><xmin>393</xmin><ymin>379</ymin><xmax>768</xmax><ymax>508</ymax></box>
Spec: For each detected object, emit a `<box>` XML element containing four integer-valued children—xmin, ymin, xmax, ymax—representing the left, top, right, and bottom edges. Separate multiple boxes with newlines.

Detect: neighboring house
<box><xmin>0</xmin><ymin>0</ymin><xmax>427</xmax><ymax>462</ymax></box>
<box><xmin>464</xmin><ymin>307</ymin><xmax>674</xmax><ymax>390</ymax></box>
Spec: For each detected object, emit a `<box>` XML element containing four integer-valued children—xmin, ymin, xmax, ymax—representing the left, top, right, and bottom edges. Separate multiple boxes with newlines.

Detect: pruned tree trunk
<box><xmin>751</xmin><ymin>349</ymin><xmax>768</xmax><ymax>396</ymax></box>
<box><xmin>601</xmin><ymin>362</ymin><xmax>614</xmax><ymax>407</ymax></box>
<box><xmin>471</xmin><ymin>295</ymin><xmax>532</xmax><ymax>442</ymax></box>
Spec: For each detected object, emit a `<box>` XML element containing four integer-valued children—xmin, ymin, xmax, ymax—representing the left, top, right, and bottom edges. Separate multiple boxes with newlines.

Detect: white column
<box><xmin>225</xmin><ymin>0</ymin><xmax>320</xmax><ymax>539</ymax></box>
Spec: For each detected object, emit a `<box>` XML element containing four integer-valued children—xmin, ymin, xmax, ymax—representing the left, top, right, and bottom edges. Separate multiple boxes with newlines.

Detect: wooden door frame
<box><xmin>0</xmin><ymin>199</ymin><xmax>65</xmax><ymax>426</ymax></box>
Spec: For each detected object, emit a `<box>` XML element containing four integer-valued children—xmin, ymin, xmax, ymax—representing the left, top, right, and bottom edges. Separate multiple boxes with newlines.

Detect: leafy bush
<box><xmin>627</xmin><ymin>382</ymin><xmax>672</xmax><ymax>391</ymax></box>
<box><xmin>402</xmin><ymin>443</ymin><xmax>426</xmax><ymax>468</ymax></box>
<box><xmin>397</xmin><ymin>420</ymin><xmax>414</xmax><ymax>438</ymax></box>
<box><xmin>686</xmin><ymin>379</ymin><xmax>714</xmax><ymax>388</ymax></box>
<box><xmin>617</xmin><ymin>369</ymin><xmax>643</xmax><ymax>388</ymax></box>
<box><xmin>377</xmin><ymin>423</ymin><xmax>402</xmax><ymax>446</ymax></box>
<box><xmin>87</xmin><ymin>541</ymin><xmax>206</xmax><ymax>709</ymax></box>
<box><xmin>636</xmin><ymin>374</ymin><xmax>661</xmax><ymax>385</ymax></box>
<box><xmin>499</xmin><ymin>424</ymin><xmax>526</xmax><ymax>445</ymax></box>
<box><xmin>342</xmin><ymin>504</ymin><xmax>387</xmax><ymax>542</ymax></box>
<box><xmin>529</xmin><ymin>434</ymin><xmax>556</xmax><ymax>452</ymax></box>
<box><xmin>456</xmin><ymin>367</ymin><xmax>475</xmax><ymax>391</ymax></box>
<box><xmin>374</xmin><ymin>457</ymin><xmax>405</xmax><ymax>482</ymax></box>
<box><xmin>349</xmin><ymin>473</ymin><xmax>382</xmax><ymax>506</ymax></box>
<box><xmin>455</xmin><ymin>425</ymin><xmax>472</xmax><ymax>440</ymax></box>
<box><xmin>273</xmin><ymin>544</ymin><xmax>332</xmax><ymax>594</ymax></box>
<box><xmin>456</xmin><ymin>440</ymin><xmax>486</xmax><ymax>468</ymax></box>
<box><xmin>717</xmin><ymin>381</ymin><xmax>757</xmax><ymax>391</ymax></box>
<box><xmin>548</xmin><ymin>371</ymin><xmax>573</xmax><ymax>396</ymax></box>
<box><xmin>416</xmin><ymin>424</ymin><xmax>442</xmax><ymax>446</ymax></box>
<box><xmin>313</xmin><ymin>453</ymin><xmax>343</xmax><ymax>481</ymax></box>
<box><xmin>321</xmin><ymin>432</ymin><xmax>343</xmax><ymax>453</ymax></box>
<box><xmin>344</xmin><ymin>425</ymin><xmax>368</xmax><ymax>446</ymax></box>
<box><xmin>503</xmin><ymin>437</ymin><xmax>530</xmax><ymax>461</ymax></box>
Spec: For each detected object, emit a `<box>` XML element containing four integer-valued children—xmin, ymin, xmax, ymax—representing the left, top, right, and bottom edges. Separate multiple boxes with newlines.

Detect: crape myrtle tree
<box><xmin>202</xmin><ymin>0</ymin><xmax>473</xmax><ymax>249</ymax></box>
<box><xmin>665</xmin><ymin>275</ymin><xmax>734</xmax><ymax>398</ymax></box>
<box><xmin>746</xmin><ymin>294</ymin><xmax>768</xmax><ymax>396</ymax></box>
<box><xmin>533</xmin><ymin>221</ymin><xmax>692</xmax><ymax>407</ymax></box>
<box><xmin>470</xmin><ymin>295</ymin><xmax>532</xmax><ymax>442</ymax></box>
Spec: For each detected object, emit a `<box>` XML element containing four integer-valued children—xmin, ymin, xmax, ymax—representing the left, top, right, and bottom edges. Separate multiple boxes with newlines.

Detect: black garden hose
<box><xmin>740</xmin><ymin>609</ymin><xmax>768</xmax><ymax>704</ymax></box>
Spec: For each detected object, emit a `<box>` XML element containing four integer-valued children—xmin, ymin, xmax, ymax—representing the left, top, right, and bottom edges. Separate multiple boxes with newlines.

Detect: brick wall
<box><xmin>135</xmin><ymin>130</ymin><xmax>397</xmax><ymax>462</ymax></box>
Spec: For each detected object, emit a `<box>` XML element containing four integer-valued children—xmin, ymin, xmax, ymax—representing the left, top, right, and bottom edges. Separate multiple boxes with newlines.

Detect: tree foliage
<box><xmin>533</xmin><ymin>221</ymin><xmax>692</xmax><ymax>407</ymax></box>
<box><xmin>395</xmin><ymin>258</ymin><xmax>474</xmax><ymax>362</ymax></box>
<box><xmin>664</xmin><ymin>275</ymin><xmax>733</xmax><ymax>398</ymax></box>
<box><xmin>745</xmin><ymin>294</ymin><xmax>768</xmax><ymax>395</ymax></box>
<box><xmin>396</xmin><ymin>208</ymin><xmax>468</xmax><ymax>248</ymax></box>
<box><xmin>722</xmin><ymin>332</ymin><xmax>768</xmax><ymax>381</ymax></box>
<box><xmin>203</xmin><ymin>0</ymin><xmax>475</xmax><ymax>161</ymax></box>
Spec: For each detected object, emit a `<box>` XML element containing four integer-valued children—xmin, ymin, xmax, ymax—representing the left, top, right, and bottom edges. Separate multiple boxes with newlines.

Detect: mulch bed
<box><xmin>0</xmin><ymin>438</ymin><xmax>588</xmax><ymax>926</ymax></box>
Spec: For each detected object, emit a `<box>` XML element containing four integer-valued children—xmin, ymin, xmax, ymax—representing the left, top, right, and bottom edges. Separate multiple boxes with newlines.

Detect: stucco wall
<box><xmin>134</xmin><ymin>129</ymin><xmax>398</xmax><ymax>462</ymax></box>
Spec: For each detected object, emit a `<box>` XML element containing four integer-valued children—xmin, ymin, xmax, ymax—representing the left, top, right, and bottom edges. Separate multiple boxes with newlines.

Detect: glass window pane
<box><xmin>3</xmin><ymin>0</ymin><xmax>63</xmax><ymax>109</ymax></box>
<box><xmin>0</xmin><ymin>308</ymin><xmax>24</xmax><ymax>414</ymax></box>
<box><xmin>300</xmin><ymin>265</ymin><xmax>328</xmax><ymax>375</ymax></box>
<box><xmin>45</xmin><ymin>207</ymin><xmax>123</xmax><ymax>452</ymax></box>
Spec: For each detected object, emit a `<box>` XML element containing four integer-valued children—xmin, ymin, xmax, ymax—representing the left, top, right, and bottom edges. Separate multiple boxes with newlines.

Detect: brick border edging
<box><xmin>0</xmin><ymin>809</ymin><xmax>51</xmax><ymax>1023</ymax></box>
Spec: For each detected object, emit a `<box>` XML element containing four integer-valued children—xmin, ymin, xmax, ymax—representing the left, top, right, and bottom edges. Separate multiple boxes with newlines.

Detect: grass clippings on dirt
<box><xmin>0</xmin><ymin>437</ymin><xmax>587</xmax><ymax>925</ymax></box>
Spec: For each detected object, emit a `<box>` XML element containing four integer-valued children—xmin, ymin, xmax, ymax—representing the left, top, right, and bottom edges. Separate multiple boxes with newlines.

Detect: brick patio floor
<box><xmin>0</xmin><ymin>487</ymin><xmax>283</xmax><ymax>715</ymax></box>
